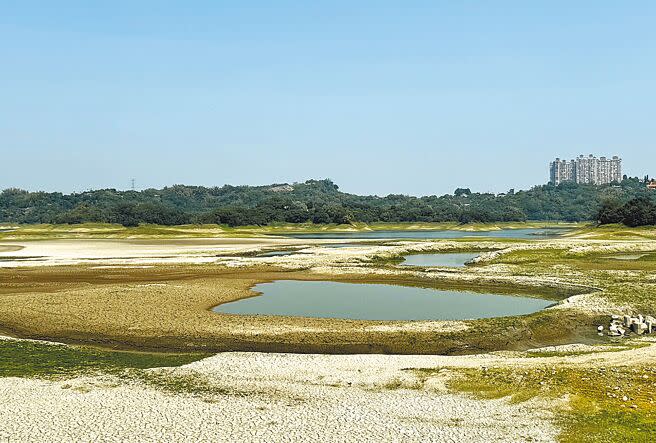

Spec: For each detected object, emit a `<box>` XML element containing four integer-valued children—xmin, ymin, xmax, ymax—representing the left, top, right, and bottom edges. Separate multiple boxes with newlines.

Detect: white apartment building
<box><xmin>549</xmin><ymin>155</ymin><xmax>622</xmax><ymax>185</ymax></box>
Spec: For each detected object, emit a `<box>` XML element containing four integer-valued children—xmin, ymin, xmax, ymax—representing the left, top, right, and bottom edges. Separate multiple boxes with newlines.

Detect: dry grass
<box><xmin>0</xmin><ymin>264</ymin><xmax>594</xmax><ymax>354</ymax></box>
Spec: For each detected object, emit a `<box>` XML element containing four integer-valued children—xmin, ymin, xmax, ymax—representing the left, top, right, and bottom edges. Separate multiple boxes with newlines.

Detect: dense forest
<box><xmin>1</xmin><ymin>178</ymin><xmax>654</xmax><ymax>227</ymax></box>
<box><xmin>597</xmin><ymin>196</ymin><xmax>656</xmax><ymax>227</ymax></box>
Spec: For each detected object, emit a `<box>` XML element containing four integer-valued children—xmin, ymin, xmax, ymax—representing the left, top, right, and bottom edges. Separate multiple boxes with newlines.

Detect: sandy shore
<box><xmin>0</xmin><ymin>237</ymin><xmax>332</xmax><ymax>267</ymax></box>
<box><xmin>0</xmin><ymin>348</ymin><xmax>563</xmax><ymax>443</ymax></box>
<box><xmin>4</xmin><ymin>337</ymin><xmax>654</xmax><ymax>442</ymax></box>
<box><xmin>0</xmin><ymin>377</ymin><xmax>557</xmax><ymax>442</ymax></box>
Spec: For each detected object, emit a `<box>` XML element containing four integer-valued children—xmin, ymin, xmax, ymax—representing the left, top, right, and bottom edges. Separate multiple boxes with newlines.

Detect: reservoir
<box><xmin>321</xmin><ymin>243</ymin><xmax>373</xmax><ymax>248</ymax></box>
<box><xmin>401</xmin><ymin>252</ymin><xmax>480</xmax><ymax>267</ymax></box>
<box><xmin>604</xmin><ymin>254</ymin><xmax>648</xmax><ymax>260</ymax></box>
<box><xmin>257</xmin><ymin>251</ymin><xmax>298</xmax><ymax>257</ymax></box>
<box><xmin>213</xmin><ymin>280</ymin><xmax>553</xmax><ymax>321</ymax></box>
<box><xmin>281</xmin><ymin>228</ymin><xmax>569</xmax><ymax>240</ymax></box>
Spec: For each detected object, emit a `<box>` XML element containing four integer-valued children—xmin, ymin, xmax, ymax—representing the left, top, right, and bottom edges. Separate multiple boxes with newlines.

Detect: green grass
<box><xmin>523</xmin><ymin>342</ymin><xmax>649</xmax><ymax>358</ymax></box>
<box><xmin>0</xmin><ymin>338</ymin><xmax>256</xmax><ymax>399</ymax></box>
<box><xmin>488</xmin><ymin>247</ymin><xmax>569</xmax><ymax>264</ymax></box>
<box><xmin>572</xmin><ymin>224</ymin><xmax>656</xmax><ymax>240</ymax></box>
<box><xmin>486</xmin><ymin>244</ymin><xmax>656</xmax><ymax>311</ymax></box>
<box><xmin>133</xmin><ymin>370</ymin><xmax>255</xmax><ymax>398</ymax></box>
<box><xmin>0</xmin><ymin>338</ymin><xmax>209</xmax><ymax>379</ymax></box>
<box><xmin>442</xmin><ymin>365</ymin><xmax>656</xmax><ymax>442</ymax></box>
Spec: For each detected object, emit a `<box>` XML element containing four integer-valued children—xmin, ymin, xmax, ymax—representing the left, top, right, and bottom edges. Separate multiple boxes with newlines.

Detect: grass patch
<box><xmin>0</xmin><ymin>338</ymin><xmax>248</xmax><ymax>399</ymax></box>
<box><xmin>131</xmin><ymin>370</ymin><xmax>249</xmax><ymax>398</ymax></box>
<box><xmin>442</xmin><ymin>365</ymin><xmax>656</xmax><ymax>442</ymax></box>
<box><xmin>573</xmin><ymin>224</ymin><xmax>656</xmax><ymax>240</ymax></box>
<box><xmin>524</xmin><ymin>342</ymin><xmax>650</xmax><ymax>358</ymax></box>
<box><xmin>0</xmin><ymin>338</ymin><xmax>209</xmax><ymax>379</ymax></box>
<box><xmin>489</xmin><ymin>248</ymin><xmax>570</xmax><ymax>265</ymax></box>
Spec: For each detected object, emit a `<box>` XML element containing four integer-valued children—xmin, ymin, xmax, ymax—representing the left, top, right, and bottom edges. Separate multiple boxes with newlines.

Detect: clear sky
<box><xmin>2</xmin><ymin>1</ymin><xmax>654</xmax><ymax>196</ymax></box>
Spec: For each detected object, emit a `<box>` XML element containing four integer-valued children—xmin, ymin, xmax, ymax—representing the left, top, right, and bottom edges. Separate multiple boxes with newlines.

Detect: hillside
<box><xmin>1</xmin><ymin>178</ymin><xmax>653</xmax><ymax>227</ymax></box>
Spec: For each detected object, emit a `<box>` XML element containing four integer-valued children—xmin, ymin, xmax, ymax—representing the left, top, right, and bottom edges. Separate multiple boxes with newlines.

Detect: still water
<box><xmin>603</xmin><ymin>254</ymin><xmax>648</xmax><ymax>260</ymax></box>
<box><xmin>282</xmin><ymin>228</ymin><xmax>568</xmax><ymax>240</ymax></box>
<box><xmin>213</xmin><ymin>280</ymin><xmax>553</xmax><ymax>321</ymax></box>
<box><xmin>401</xmin><ymin>253</ymin><xmax>480</xmax><ymax>267</ymax></box>
<box><xmin>257</xmin><ymin>251</ymin><xmax>298</xmax><ymax>257</ymax></box>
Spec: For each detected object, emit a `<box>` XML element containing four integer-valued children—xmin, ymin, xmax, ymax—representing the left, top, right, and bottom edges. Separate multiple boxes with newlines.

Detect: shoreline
<box><xmin>0</xmin><ymin>221</ymin><xmax>586</xmax><ymax>240</ymax></box>
<box><xmin>0</xmin><ymin>229</ymin><xmax>651</xmax><ymax>355</ymax></box>
<box><xmin>0</xmin><ymin>262</ymin><xmax>600</xmax><ymax>354</ymax></box>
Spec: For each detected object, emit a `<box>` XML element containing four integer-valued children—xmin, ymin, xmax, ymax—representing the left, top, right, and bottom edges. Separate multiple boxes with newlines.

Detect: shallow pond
<box><xmin>213</xmin><ymin>280</ymin><xmax>553</xmax><ymax>321</ymax></box>
<box><xmin>257</xmin><ymin>251</ymin><xmax>298</xmax><ymax>257</ymax></box>
<box><xmin>401</xmin><ymin>252</ymin><xmax>480</xmax><ymax>267</ymax></box>
<box><xmin>603</xmin><ymin>254</ymin><xmax>649</xmax><ymax>260</ymax></box>
<box><xmin>321</xmin><ymin>243</ymin><xmax>375</xmax><ymax>248</ymax></box>
<box><xmin>281</xmin><ymin>228</ymin><xmax>569</xmax><ymax>240</ymax></box>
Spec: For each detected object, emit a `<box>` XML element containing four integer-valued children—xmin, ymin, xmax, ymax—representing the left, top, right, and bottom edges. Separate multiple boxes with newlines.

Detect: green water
<box><xmin>213</xmin><ymin>280</ymin><xmax>553</xmax><ymax>321</ymax></box>
<box><xmin>604</xmin><ymin>254</ymin><xmax>648</xmax><ymax>260</ymax></box>
<box><xmin>281</xmin><ymin>228</ymin><xmax>569</xmax><ymax>240</ymax></box>
<box><xmin>401</xmin><ymin>253</ymin><xmax>480</xmax><ymax>267</ymax></box>
<box><xmin>257</xmin><ymin>251</ymin><xmax>297</xmax><ymax>257</ymax></box>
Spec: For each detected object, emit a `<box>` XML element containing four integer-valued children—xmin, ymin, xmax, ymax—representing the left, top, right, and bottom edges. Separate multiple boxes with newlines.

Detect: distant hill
<box><xmin>1</xmin><ymin>178</ymin><xmax>653</xmax><ymax>227</ymax></box>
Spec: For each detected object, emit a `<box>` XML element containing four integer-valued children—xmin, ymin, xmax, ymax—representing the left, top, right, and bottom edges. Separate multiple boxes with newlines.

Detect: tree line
<box><xmin>1</xmin><ymin>178</ymin><xmax>654</xmax><ymax>227</ymax></box>
<box><xmin>598</xmin><ymin>197</ymin><xmax>656</xmax><ymax>227</ymax></box>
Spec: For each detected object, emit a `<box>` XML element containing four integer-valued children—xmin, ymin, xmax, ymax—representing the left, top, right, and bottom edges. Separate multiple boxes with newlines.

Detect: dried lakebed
<box><xmin>1</xmin><ymin>227</ymin><xmax>655</xmax><ymax>442</ymax></box>
<box><xmin>0</xmin><ymin>336</ymin><xmax>570</xmax><ymax>443</ymax></box>
<box><xmin>3</xmin><ymin>335</ymin><xmax>655</xmax><ymax>442</ymax></box>
<box><xmin>0</xmin><ymin>235</ymin><xmax>605</xmax><ymax>354</ymax></box>
<box><xmin>214</xmin><ymin>280</ymin><xmax>553</xmax><ymax>321</ymax></box>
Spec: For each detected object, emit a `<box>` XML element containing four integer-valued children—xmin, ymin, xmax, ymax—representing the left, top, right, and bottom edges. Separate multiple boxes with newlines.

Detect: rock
<box><xmin>630</xmin><ymin>322</ymin><xmax>645</xmax><ymax>334</ymax></box>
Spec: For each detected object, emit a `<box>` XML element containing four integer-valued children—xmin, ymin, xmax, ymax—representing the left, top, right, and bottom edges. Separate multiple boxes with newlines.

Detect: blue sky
<box><xmin>1</xmin><ymin>1</ymin><xmax>654</xmax><ymax>196</ymax></box>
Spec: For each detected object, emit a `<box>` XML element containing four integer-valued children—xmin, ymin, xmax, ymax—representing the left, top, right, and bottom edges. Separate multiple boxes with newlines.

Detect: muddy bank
<box><xmin>0</xmin><ymin>244</ymin><xmax>24</xmax><ymax>253</ymax></box>
<box><xmin>0</xmin><ymin>265</ymin><xmax>600</xmax><ymax>354</ymax></box>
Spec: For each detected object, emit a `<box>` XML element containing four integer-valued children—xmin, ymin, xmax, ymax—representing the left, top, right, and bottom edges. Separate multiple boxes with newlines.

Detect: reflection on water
<box><xmin>603</xmin><ymin>254</ymin><xmax>649</xmax><ymax>260</ymax></box>
<box><xmin>401</xmin><ymin>253</ymin><xmax>480</xmax><ymax>267</ymax></box>
<box><xmin>257</xmin><ymin>251</ymin><xmax>298</xmax><ymax>257</ymax></box>
<box><xmin>214</xmin><ymin>280</ymin><xmax>553</xmax><ymax>321</ymax></box>
<box><xmin>321</xmin><ymin>243</ymin><xmax>374</xmax><ymax>248</ymax></box>
<box><xmin>281</xmin><ymin>228</ymin><xmax>569</xmax><ymax>240</ymax></box>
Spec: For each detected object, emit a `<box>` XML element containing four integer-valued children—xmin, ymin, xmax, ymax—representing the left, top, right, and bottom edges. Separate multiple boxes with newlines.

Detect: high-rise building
<box><xmin>549</xmin><ymin>158</ymin><xmax>576</xmax><ymax>185</ymax></box>
<box><xmin>549</xmin><ymin>155</ymin><xmax>622</xmax><ymax>185</ymax></box>
<box><xmin>598</xmin><ymin>156</ymin><xmax>622</xmax><ymax>184</ymax></box>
